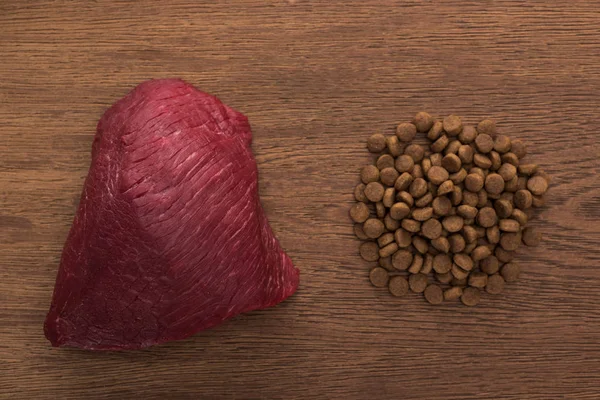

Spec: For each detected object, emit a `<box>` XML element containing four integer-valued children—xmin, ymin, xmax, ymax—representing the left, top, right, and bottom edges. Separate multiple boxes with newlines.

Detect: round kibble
<box><xmin>473</xmin><ymin>153</ymin><xmax>492</xmax><ymax>169</ymax></box>
<box><xmin>365</xmin><ymin>182</ymin><xmax>385</xmax><ymax>202</ymax></box>
<box><xmin>413</xmin><ymin>111</ymin><xmax>434</xmax><ymax>132</ymax></box>
<box><xmin>431</xmin><ymin>237</ymin><xmax>450</xmax><ymax>253</ymax></box>
<box><xmin>379</xmin><ymin>256</ymin><xmax>394</xmax><ymax>271</ymax></box>
<box><xmin>396</xmin><ymin>122</ymin><xmax>417</xmax><ymax>142</ymax></box>
<box><xmin>432</xmin><ymin>196</ymin><xmax>452</xmax><ymax>216</ymax></box>
<box><xmin>475</xmin><ymin>134</ymin><xmax>494</xmax><ymax>153</ymax></box>
<box><xmin>501</xmin><ymin>262</ymin><xmax>520</xmax><ymax>282</ymax></box>
<box><xmin>384</xmin><ymin>214</ymin><xmax>400</xmax><ymax>231</ymax></box>
<box><xmin>494</xmin><ymin>135</ymin><xmax>511</xmax><ymax>153</ymax></box>
<box><xmin>444</xmin><ymin>286</ymin><xmax>463</xmax><ymax>300</ymax></box>
<box><xmin>409</xmin><ymin>273</ymin><xmax>429</xmax><ymax>293</ymax></box>
<box><xmin>522</xmin><ymin>227</ymin><xmax>542</xmax><ymax>246</ymax></box>
<box><xmin>361</xmin><ymin>165</ymin><xmax>380</xmax><ymax>184</ymax></box>
<box><xmin>458</xmin><ymin>125</ymin><xmax>477</xmax><ymax>144</ymax></box>
<box><xmin>401</xmin><ymin>219</ymin><xmax>421</xmax><ymax>233</ymax></box>
<box><xmin>442</xmin><ymin>154</ymin><xmax>462</xmax><ymax>173</ymax></box>
<box><xmin>499</xmin><ymin>219</ymin><xmax>520</xmax><ymax>232</ymax></box>
<box><xmin>485</xmin><ymin>173</ymin><xmax>505</xmax><ymax>195</ymax></box>
<box><xmin>392</xmin><ymin>249</ymin><xmax>413</xmax><ymax>270</ymax></box>
<box><xmin>386</xmin><ymin>135</ymin><xmax>403</xmax><ymax>157</ymax></box>
<box><xmin>395</xmin><ymin>228</ymin><xmax>412</xmax><ymax>248</ymax></box>
<box><xmin>468</xmin><ymin>271</ymin><xmax>488</xmax><ymax>288</ymax></box>
<box><xmin>378</xmin><ymin>232</ymin><xmax>395</xmax><ymax>247</ymax></box>
<box><xmin>412</xmin><ymin>207</ymin><xmax>433</xmax><ymax>221</ymax></box>
<box><xmin>367</xmin><ymin>133</ymin><xmax>386</xmax><ymax>153</ymax></box>
<box><xmin>412</xmin><ymin>236</ymin><xmax>429</xmax><ymax>254</ymax></box>
<box><xmin>451</xmin><ymin>264</ymin><xmax>469</xmax><ymax>280</ymax></box>
<box><xmin>461</xmin><ymin>287</ymin><xmax>480</xmax><ymax>306</ymax></box>
<box><xmin>350</xmin><ymin>202</ymin><xmax>370</xmax><ymax>223</ymax></box>
<box><xmin>501</xmin><ymin>152</ymin><xmax>519</xmax><ymax>167</ymax></box>
<box><xmin>433</xmin><ymin>254</ymin><xmax>452</xmax><ymax>273</ymax></box>
<box><xmin>395</xmin><ymin>173</ymin><xmax>413</xmax><ymax>192</ymax></box>
<box><xmin>486</xmin><ymin>274</ymin><xmax>505</xmax><ymax>294</ymax></box>
<box><xmin>383</xmin><ymin>188</ymin><xmax>395</xmax><ymax>208</ymax></box>
<box><xmin>410</xmin><ymin>178</ymin><xmax>428</xmax><ymax>198</ymax></box>
<box><xmin>495</xmin><ymin>247</ymin><xmax>515</xmax><ymax>263</ymax></box>
<box><xmin>448</xmin><ymin>234</ymin><xmax>466</xmax><ymax>253</ymax></box>
<box><xmin>477</xmin><ymin>207</ymin><xmax>497</xmax><ymax>228</ymax></box>
<box><xmin>354</xmin><ymin>223</ymin><xmax>369</xmax><ymax>240</ymax></box>
<box><xmin>477</xmin><ymin>119</ymin><xmax>496</xmax><ymax>136</ymax></box>
<box><xmin>511</xmin><ymin>139</ymin><xmax>527</xmax><ymax>159</ymax></box>
<box><xmin>412</xmin><ymin>164</ymin><xmax>424</xmax><ymax>179</ymax></box>
<box><xmin>495</xmin><ymin>199</ymin><xmax>513</xmax><ymax>218</ymax></box>
<box><xmin>480</xmin><ymin>255</ymin><xmax>500</xmax><ymax>274</ymax></box>
<box><xmin>457</xmin><ymin>205</ymin><xmax>478</xmax><ymax>219</ymax></box>
<box><xmin>363</xmin><ymin>218</ymin><xmax>385</xmax><ymax>239</ymax></box>
<box><xmin>360</xmin><ymin>242</ymin><xmax>380</xmax><ymax>261</ymax></box>
<box><xmin>428</xmin><ymin>121</ymin><xmax>444</xmax><ymax>141</ymax></box>
<box><xmin>518</xmin><ymin>164</ymin><xmax>538</xmax><ymax>175</ymax></box>
<box><xmin>421</xmin><ymin>254</ymin><xmax>434</xmax><ymax>274</ymax></box>
<box><xmin>453</xmin><ymin>253</ymin><xmax>473</xmax><ymax>271</ymax></box>
<box><xmin>514</xmin><ymin>189</ymin><xmax>533</xmax><ymax>209</ymax></box>
<box><xmin>421</xmin><ymin>218</ymin><xmax>442</xmax><ymax>240</ymax></box>
<box><xmin>390</xmin><ymin>202</ymin><xmax>411</xmax><ymax>220</ymax></box>
<box><xmin>500</xmin><ymin>232</ymin><xmax>522</xmax><ymax>251</ymax></box>
<box><xmin>511</xmin><ymin>209</ymin><xmax>528</xmax><ymax>226</ymax></box>
<box><xmin>375</xmin><ymin>202</ymin><xmax>385</xmax><ymax>218</ymax></box>
<box><xmin>415</xmin><ymin>192</ymin><xmax>433</xmax><ymax>207</ymax></box>
<box><xmin>395</xmin><ymin>154</ymin><xmax>414</xmax><ymax>173</ymax></box>
<box><xmin>444</xmin><ymin>140</ymin><xmax>461</xmax><ymax>155</ymax></box>
<box><xmin>397</xmin><ymin>191</ymin><xmax>414</xmax><ymax>207</ymax></box>
<box><xmin>487</xmin><ymin>225</ymin><xmax>500</xmax><ymax>244</ymax></box>
<box><xmin>369</xmin><ymin>267</ymin><xmax>389</xmax><ymax>287</ymax></box>
<box><xmin>408</xmin><ymin>253</ymin><xmax>425</xmax><ymax>273</ymax></box>
<box><xmin>424</xmin><ymin>284</ymin><xmax>444</xmax><ymax>304</ymax></box>
<box><xmin>471</xmin><ymin>245</ymin><xmax>492</xmax><ymax>262</ymax></box>
<box><xmin>425</xmin><ymin>166</ymin><xmax>448</xmax><ymax>185</ymax></box>
<box><xmin>389</xmin><ymin>276</ymin><xmax>409</xmax><ymax>297</ymax></box>
<box><xmin>527</xmin><ymin>176</ymin><xmax>548</xmax><ymax>196</ymax></box>
<box><xmin>354</xmin><ymin>183</ymin><xmax>368</xmax><ymax>202</ymax></box>
<box><xmin>436</xmin><ymin>272</ymin><xmax>453</xmax><ymax>284</ymax></box>
<box><xmin>431</xmin><ymin>134</ymin><xmax>449</xmax><ymax>152</ymax></box>
<box><xmin>437</xmin><ymin>180</ymin><xmax>454</xmax><ymax>196</ymax></box>
<box><xmin>380</xmin><ymin>167</ymin><xmax>399</xmax><ymax>186</ymax></box>
<box><xmin>443</xmin><ymin>115</ymin><xmax>462</xmax><ymax>136</ymax></box>
<box><xmin>376</xmin><ymin>154</ymin><xmax>395</xmax><ymax>170</ymax></box>
<box><xmin>442</xmin><ymin>215</ymin><xmax>464</xmax><ymax>233</ymax></box>
<box><xmin>464</xmin><ymin>173</ymin><xmax>484</xmax><ymax>192</ymax></box>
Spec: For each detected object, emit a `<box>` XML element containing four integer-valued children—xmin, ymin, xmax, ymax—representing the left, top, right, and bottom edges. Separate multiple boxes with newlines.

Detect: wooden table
<box><xmin>1</xmin><ymin>1</ymin><xmax>599</xmax><ymax>399</ymax></box>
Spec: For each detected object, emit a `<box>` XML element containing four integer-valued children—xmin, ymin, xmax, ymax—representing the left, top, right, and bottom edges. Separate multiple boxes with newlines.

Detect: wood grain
<box><xmin>1</xmin><ymin>1</ymin><xmax>600</xmax><ymax>399</ymax></box>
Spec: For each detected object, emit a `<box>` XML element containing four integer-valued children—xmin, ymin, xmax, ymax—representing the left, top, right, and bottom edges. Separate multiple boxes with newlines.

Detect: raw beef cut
<box><xmin>44</xmin><ymin>79</ymin><xmax>299</xmax><ymax>350</ymax></box>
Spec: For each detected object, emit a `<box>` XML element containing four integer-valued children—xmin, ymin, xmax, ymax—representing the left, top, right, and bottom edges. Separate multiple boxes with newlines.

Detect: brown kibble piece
<box><xmin>413</xmin><ymin>112</ymin><xmax>434</xmax><ymax>133</ymax></box>
<box><xmin>386</xmin><ymin>135</ymin><xmax>403</xmax><ymax>157</ymax></box>
<box><xmin>365</xmin><ymin>182</ymin><xmax>385</xmax><ymax>202</ymax></box>
<box><xmin>432</xmin><ymin>196</ymin><xmax>452</xmax><ymax>216</ymax></box>
<box><xmin>392</xmin><ymin>249</ymin><xmax>413</xmax><ymax>270</ymax></box>
<box><xmin>401</xmin><ymin>219</ymin><xmax>421</xmax><ymax>233</ymax></box>
<box><xmin>475</xmin><ymin>134</ymin><xmax>494</xmax><ymax>153</ymax></box>
<box><xmin>500</xmin><ymin>232</ymin><xmax>522</xmax><ymax>251</ymax></box>
<box><xmin>427</xmin><ymin>166</ymin><xmax>449</xmax><ymax>185</ymax></box>
<box><xmin>501</xmin><ymin>262</ymin><xmax>520</xmax><ymax>282</ymax></box>
<box><xmin>412</xmin><ymin>236</ymin><xmax>429</xmax><ymax>254</ymax></box>
<box><xmin>436</xmin><ymin>272</ymin><xmax>453</xmax><ymax>284</ymax></box>
<box><xmin>375</xmin><ymin>202</ymin><xmax>385</xmax><ymax>218</ymax></box>
<box><xmin>473</xmin><ymin>153</ymin><xmax>492</xmax><ymax>169</ymax></box>
<box><xmin>471</xmin><ymin>245</ymin><xmax>492</xmax><ymax>262</ymax></box>
<box><xmin>494</xmin><ymin>135</ymin><xmax>511</xmax><ymax>153</ymax></box>
<box><xmin>486</xmin><ymin>274</ymin><xmax>505</xmax><ymax>294</ymax></box>
<box><xmin>354</xmin><ymin>183</ymin><xmax>369</xmax><ymax>203</ymax></box>
<box><xmin>428</xmin><ymin>121</ymin><xmax>444</xmax><ymax>141</ymax></box>
<box><xmin>511</xmin><ymin>209</ymin><xmax>528</xmax><ymax>226</ymax></box>
<box><xmin>377</xmin><ymin>232</ymin><xmax>395</xmax><ymax>247</ymax></box>
<box><xmin>350</xmin><ymin>202</ymin><xmax>370</xmax><ymax>223</ymax></box>
<box><xmin>360</xmin><ymin>242</ymin><xmax>380</xmax><ymax>261</ymax></box>
<box><xmin>367</xmin><ymin>133</ymin><xmax>387</xmax><ymax>153</ymax></box>
<box><xmin>422</xmin><ymin>219</ymin><xmax>443</xmax><ymax>240</ymax></box>
<box><xmin>363</xmin><ymin>218</ymin><xmax>385</xmax><ymax>239</ymax></box>
<box><xmin>412</xmin><ymin>207</ymin><xmax>433</xmax><ymax>221</ymax></box>
<box><xmin>397</xmin><ymin>191</ymin><xmax>414</xmax><ymax>207</ymax></box>
<box><xmin>458</xmin><ymin>125</ymin><xmax>477</xmax><ymax>144</ymax></box>
<box><xmin>437</xmin><ymin>180</ymin><xmax>454</xmax><ymax>197</ymax></box>
<box><xmin>477</xmin><ymin>119</ymin><xmax>496</xmax><ymax>136</ymax></box>
<box><xmin>468</xmin><ymin>271</ymin><xmax>488</xmax><ymax>288</ymax></box>
<box><xmin>421</xmin><ymin>254</ymin><xmax>434</xmax><ymax>274</ymax></box>
<box><xmin>442</xmin><ymin>154</ymin><xmax>462</xmax><ymax>173</ymax></box>
<box><xmin>409</xmin><ymin>273</ymin><xmax>428</xmax><ymax>293</ymax></box>
<box><xmin>511</xmin><ymin>139</ymin><xmax>527</xmax><ymax>159</ymax></box>
<box><xmin>514</xmin><ymin>189</ymin><xmax>533</xmax><ymax>210</ymax></box>
<box><xmin>463</xmin><ymin>225</ymin><xmax>478</xmax><ymax>243</ymax></box>
<box><xmin>415</xmin><ymin>192</ymin><xmax>433</xmax><ymax>207</ymax></box>
<box><xmin>380</xmin><ymin>167</ymin><xmax>400</xmax><ymax>186</ymax></box>
<box><xmin>431</xmin><ymin>237</ymin><xmax>450</xmax><ymax>253</ymax></box>
<box><xmin>390</xmin><ymin>202</ymin><xmax>411</xmax><ymax>220</ymax></box>
<box><xmin>389</xmin><ymin>276</ymin><xmax>410</xmax><ymax>297</ymax></box>
<box><xmin>444</xmin><ymin>140</ymin><xmax>461</xmax><ymax>155</ymax></box>
<box><xmin>409</xmin><ymin>178</ymin><xmax>428</xmax><ymax>198</ymax></box>
<box><xmin>444</xmin><ymin>286</ymin><xmax>463</xmax><ymax>300</ymax></box>
<box><xmin>443</xmin><ymin>115</ymin><xmax>463</xmax><ymax>136</ymax></box>
<box><xmin>412</xmin><ymin>164</ymin><xmax>424</xmax><ymax>179</ymax></box>
<box><xmin>424</xmin><ymin>284</ymin><xmax>444</xmax><ymax>304</ymax></box>
<box><xmin>448</xmin><ymin>234</ymin><xmax>466</xmax><ymax>253</ymax></box>
<box><xmin>487</xmin><ymin>225</ymin><xmax>501</xmax><ymax>244</ymax></box>
<box><xmin>464</xmin><ymin>173</ymin><xmax>484</xmax><ymax>192</ymax></box>
<box><xmin>408</xmin><ymin>254</ymin><xmax>424</xmax><ymax>273</ymax></box>
<box><xmin>499</xmin><ymin>219</ymin><xmax>520</xmax><ymax>232</ymax></box>
<box><xmin>457</xmin><ymin>205</ymin><xmax>478</xmax><ymax>219</ymax></box>
<box><xmin>527</xmin><ymin>176</ymin><xmax>549</xmax><ymax>196</ymax></box>
<box><xmin>442</xmin><ymin>215</ymin><xmax>464</xmax><ymax>233</ymax></box>
<box><xmin>379</xmin><ymin>256</ymin><xmax>394</xmax><ymax>271</ymax></box>
<box><xmin>522</xmin><ymin>227</ymin><xmax>542</xmax><ymax>246</ymax></box>
<box><xmin>458</xmin><ymin>146</ymin><xmax>474</xmax><ymax>165</ymax></box>
<box><xmin>518</xmin><ymin>164</ymin><xmax>538</xmax><ymax>175</ymax></box>
<box><xmin>431</xmin><ymin>134</ymin><xmax>449</xmax><ymax>152</ymax></box>
<box><xmin>485</xmin><ymin>173</ymin><xmax>505</xmax><ymax>195</ymax></box>
<box><xmin>383</xmin><ymin>188</ymin><xmax>395</xmax><ymax>208</ymax></box>
<box><xmin>489</xmin><ymin>151</ymin><xmax>502</xmax><ymax>171</ymax></box>
<box><xmin>495</xmin><ymin>247</ymin><xmax>515</xmax><ymax>263</ymax></box>
<box><xmin>498</xmin><ymin>163</ymin><xmax>517</xmax><ymax>183</ymax></box>
<box><xmin>453</xmin><ymin>253</ymin><xmax>473</xmax><ymax>271</ymax></box>
<box><xmin>395</xmin><ymin>228</ymin><xmax>412</xmax><ymax>248</ymax></box>
<box><xmin>461</xmin><ymin>287</ymin><xmax>481</xmax><ymax>306</ymax></box>
<box><xmin>433</xmin><ymin>254</ymin><xmax>452</xmax><ymax>273</ymax></box>
<box><xmin>384</xmin><ymin>214</ymin><xmax>400</xmax><ymax>231</ymax></box>
<box><xmin>477</xmin><ymin>207</ymin><xmax>497</xmax><ymax>228</ymax></box>
<box><xmin>395</xmin><ymin>172</ymin><xmax>413</xmax><ymax>192</ymax></box>
<box><xmin>376</xmin><ymin>154</ymin><xmax>395</xmax><ymax>170</ymax></box>
<box><xmin>501</xmin><ymin>152</ymin><xmax>519</xmax><ymax>167</ymax></box>
<box><xmin>395</xmin><ymin>155</ymin><xmax>414</xmax><ymax>173</ymax></box>
<box><xmin>495</xmin><ymin>199</ymin><xmax>513</xmax><ymax>218</ymax></box>
<box><xmin>480</xmin><ymin>255</ymin><xmax>500</xmax><ymax>274</ymax></box>
<box><xmin>396</xmin><ymin>122</ymin><xmax>417</xmax><ymax>142</ymax></box>
<box><xmin>361</xmin><ymin>165</ymin><xmax>380</xmax><ymax>184</ymax></box>
<box><xmin>532</xmin><ymin>195</ymin><xmax>545</xmax><ymax>208</ymax></box>
<box><xmin>451</xmin><ymin>263</ymin><xmax>469</xmax><ymax>280</ymax></box>
<box><xmin>369</xmin><ymin>267</ymin><xmax>389</xmax><ymax>288</ymax></box>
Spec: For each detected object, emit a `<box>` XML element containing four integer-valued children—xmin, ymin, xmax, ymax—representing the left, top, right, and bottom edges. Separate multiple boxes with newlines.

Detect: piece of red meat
<box><xmin>44</xmin><ymin>79</ymin><xmax>299</xmax><ymax>350</ymax></box>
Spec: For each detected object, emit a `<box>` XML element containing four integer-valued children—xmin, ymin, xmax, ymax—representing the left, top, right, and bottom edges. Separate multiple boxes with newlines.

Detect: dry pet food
<box><xmin>352</xmin><ymin>112</ymin><xmax>549</xmax><ymax>306</ymax></box>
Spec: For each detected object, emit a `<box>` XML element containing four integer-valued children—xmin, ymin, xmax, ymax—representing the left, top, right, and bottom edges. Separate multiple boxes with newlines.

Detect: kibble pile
<box><xmin>351</xmin><ymin>112</ymin><xmax>549</xmax><ymax>306</ymax></box>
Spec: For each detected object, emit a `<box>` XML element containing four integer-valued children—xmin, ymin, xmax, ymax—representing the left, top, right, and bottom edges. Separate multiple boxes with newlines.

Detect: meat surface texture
<box><xmin>44</xmin><ymin>79</ymin><xmax>299</xmax><ymax>350</ymax></box>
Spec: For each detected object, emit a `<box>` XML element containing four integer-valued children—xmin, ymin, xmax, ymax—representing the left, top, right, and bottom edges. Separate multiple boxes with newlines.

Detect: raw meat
<box><xmin>44</xmin><ymin>79</ymin><xmax>299</xmax><ymax>350</ymax></box>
